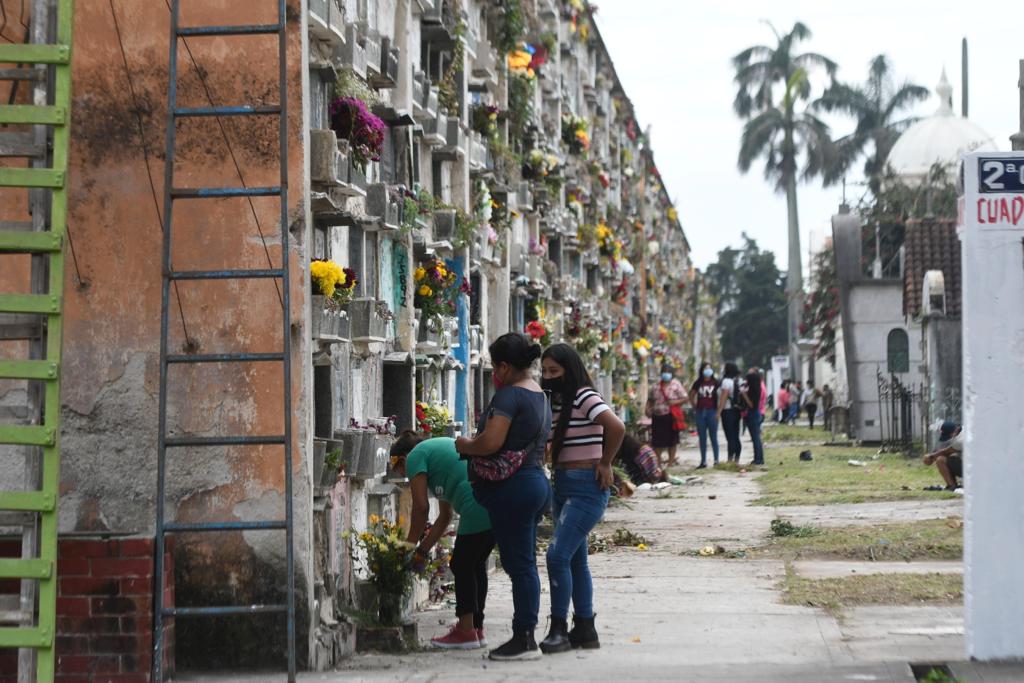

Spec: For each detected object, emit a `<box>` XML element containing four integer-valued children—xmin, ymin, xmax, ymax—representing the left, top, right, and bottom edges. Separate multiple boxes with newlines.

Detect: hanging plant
<box><xmin>329</xmin><ymin>97</ymin><xmax>387</xmax><ymax>172</ymax></box>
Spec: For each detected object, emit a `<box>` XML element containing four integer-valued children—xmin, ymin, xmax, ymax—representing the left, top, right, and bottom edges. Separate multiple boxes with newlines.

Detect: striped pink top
<box><xmin>550</xmin><ymin>387</ymin><xmax>611</xmax><ymax>463</ymax></box>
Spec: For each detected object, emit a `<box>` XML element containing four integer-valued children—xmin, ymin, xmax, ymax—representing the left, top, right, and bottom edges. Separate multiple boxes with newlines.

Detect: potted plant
<box><xmin>416</xmin><ymin>401</ymin><xmax>453</xmax><ymax>437</ymax></box>
<box><xmin>311</xmin><ymin>260</ymin><xmax>357</xmax><ymax>341</ymax></box>
<box><xmin>413</xmin><ymin>257</ymin><xmax>460</xmax><ymax>331</ymax></box>
<box><xmin>348</xmin><ymin>515</ymin><xmax>415</xmax><ymax>626</ymax></box>
<box><xmin>321</xmin><ymin>445</ymin><xmax>343</xmax><ymax>488</ymax></box>
<box><xmin>561</xmin><ymin>113</ymin><xmax>590</xmax><ymax>155</ymax></box>
<box><xmin>329</xmin><ymin>96</ymin><xmax>387</xmax><ymax>174</ymax></box>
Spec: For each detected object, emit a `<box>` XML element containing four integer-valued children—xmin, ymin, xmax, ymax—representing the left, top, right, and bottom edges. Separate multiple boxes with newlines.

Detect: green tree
<box><xmin>733</xmin><ymin>21</ymin><xmax>837</xmax><ymax>370</ymax></box>
<box><xmin>709</xmin><ymin>235</ymin><xmax>788</xmax><ymax>369</ymax></box>
<box><xmin>815</xmin><ymin>55</ymin><xmax>930</xmax><ymax>194</ymax></box>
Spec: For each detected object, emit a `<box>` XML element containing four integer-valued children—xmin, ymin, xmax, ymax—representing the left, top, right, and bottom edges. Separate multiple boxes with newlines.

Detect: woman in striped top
<box><xmin>537</xmin><ymin>343</ymin><xmax>625</xmax><ymax>655</ymax></box>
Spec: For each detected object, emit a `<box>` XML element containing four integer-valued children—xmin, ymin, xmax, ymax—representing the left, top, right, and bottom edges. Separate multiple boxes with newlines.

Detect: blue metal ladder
<box><xmin>154</xmin><ymin>2</ymin><xmax>295</xmax><ymax>680</ymax></box>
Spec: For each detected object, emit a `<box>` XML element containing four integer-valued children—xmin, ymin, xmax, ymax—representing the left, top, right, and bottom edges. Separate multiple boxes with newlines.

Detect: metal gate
<box><xmin>154</xmin><ymin>2</ymin><xmax>295</xmax><ymax>680</ymax></box>
<box><xmin>876</xmin><ymin>370</ymin><xmax>923</xmax><ymax>453</ymax></box>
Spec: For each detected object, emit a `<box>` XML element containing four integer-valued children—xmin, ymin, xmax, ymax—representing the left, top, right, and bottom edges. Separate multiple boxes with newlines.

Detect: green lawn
<box><xmin>781</xmin><ymin>569</ymin><xmax>962</xmax><ymax>613</ymax></box>
<box><xmin>752</xmin><ymin>446</ymin><xmax>958</xmax><ymax>506</ymax></box>
<box><xmin>762</xmin><ymin>518</ymin><xmax>963</xmax><ymax>561</ymax></box>
<box><xmin>762</xmin><ymin>422</ymin><xmax>849</xmax><ymax>445</ymax></box>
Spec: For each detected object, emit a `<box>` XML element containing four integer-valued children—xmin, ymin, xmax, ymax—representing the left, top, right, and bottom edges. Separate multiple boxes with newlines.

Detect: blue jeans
<box><xmin>695</xmin><ymin>408</ymin><xmax>720</xmax><ymax>465</ymax></box>
<box><xmin>746</xmin><ymin>409</ymin><xmax>764</xmax><ymax>465</ymax></box>
<box><xmin>473</xmin><ymin>466</ymin><xmax>551</xmax><ymax>633</ymax></box>
<box><xmin>546</xmin><ymin>467</ymin><xmax>610</xmax><ymax>620</ymax></box>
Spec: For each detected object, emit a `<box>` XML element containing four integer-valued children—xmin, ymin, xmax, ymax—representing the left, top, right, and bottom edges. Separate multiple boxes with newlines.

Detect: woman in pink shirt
<box><xmin>538</xmin><ymin>343</ymin><xmax>625</xmax><ymax>654</ymax></box>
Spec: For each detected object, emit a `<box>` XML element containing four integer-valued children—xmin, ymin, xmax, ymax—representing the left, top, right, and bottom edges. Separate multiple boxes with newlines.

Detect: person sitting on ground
<box><xmin>922</xmin><ymin>421</ymin><xmax>965</xmax><ymax>492</ymax></box>
<box><xmin>391</xmin><ymin>432</ymin><xmax>494</xmax><ymax>650</ymax></box>
<box><xmin>615</xmin><ymin>434</ymin><xmax>667</xmax><ymax>485</ymax></box>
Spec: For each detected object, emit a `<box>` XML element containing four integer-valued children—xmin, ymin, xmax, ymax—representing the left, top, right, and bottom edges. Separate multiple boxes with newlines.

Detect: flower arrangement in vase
<box><xmin>311</xmin><ymin>259</ymin><xmax>358</xmax><ymax>307</ymax></box>
<box><xmin>561</xmin><ymin>113</ymin><xmax>590</xmax><ymax>154</ymax></box>
<box><xmin>348</xmin><ymin>515</ymin><xmax>414</xmax><ymax>626</ymax></box>
<box><xmin>416</xmin><ymin>401</ymin><xmax>452</xmax><ymax>436</ymax></box>
<box><xmin>413</xmin><ymin>257</ymin><xmax>460</xmax><ymax>327</ymax></box>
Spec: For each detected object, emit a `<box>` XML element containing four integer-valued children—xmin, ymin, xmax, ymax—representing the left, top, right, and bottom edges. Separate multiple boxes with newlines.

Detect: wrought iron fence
<box><xmin>876</xmin><ymin>370</ymin><xmax>925</xmax><ymax>453</ymax></box>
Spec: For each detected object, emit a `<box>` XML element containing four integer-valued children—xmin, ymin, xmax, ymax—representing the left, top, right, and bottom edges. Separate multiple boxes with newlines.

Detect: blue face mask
<box><xmin>661</xmin><ymin>373</ymin><xmax>673</xmax><ymax>382</ymax></box>
<box><xmin>703</xmin><ymin>368</ymin><xmax>713</xmax><ymax>378</ymax></box>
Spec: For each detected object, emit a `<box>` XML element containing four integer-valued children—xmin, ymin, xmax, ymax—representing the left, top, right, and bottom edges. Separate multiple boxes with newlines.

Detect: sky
<box><xmin>593</xmin><ymin>0</ymin><xmax>1024</xmax><ymax>274</ymax></box>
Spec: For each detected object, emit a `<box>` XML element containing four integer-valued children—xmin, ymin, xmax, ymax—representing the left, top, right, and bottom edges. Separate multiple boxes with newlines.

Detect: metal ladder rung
<box><xmin>0</xmin><ymin>167</ymin><xmax>65</xmax><ymax>188</ymax></box>
<box><xmin>0</xmin><ymin>293</ymin><xmax>60</xmax><ymax>314</ymax></box>
<box><xmin>0</xmin><ymin>67</ymin><xmax>48</xmax><ymax>82</ymax></box>
<box><xmin>169</xmin><ymin>268</ymin><xmax>284</xmax><ymax>281</ymax></box>
<box><xmin>0</xmin><ymin>133</ymin><xmax>46</xmax><ymax>158</ymax></box>
<box><xmin>164</xmin><ymin>604</ymin><xmax>286</xmax><ymax>617</ymax></box>
<box><xmin>176</xmin><ymin>24</ymin><xmax>282</xmax><ymax>37</ymax></box>
<box><xmin>0</xmin><ymin>230</ymin><xmax>62</xmax><ymax>252</ymax></box>
<box><xmin>0</xmin><ymin>359</ymin><xmax>59</xmax><ymax>380</ymax></box>
<box><xmin>0</xmin><ymin>104</ymin><xmax>67</xmax><ymax>126</ymax></box>
<box><xmin>164</xmin><ymin>520</ymin><xmax>287</xmax><ymax>533</ymax></box>
<box><xmin>0</xmin><ymin>558</ymin><xmax>52</xmax><ymax>580</ymax></box>
<box><xmin>166</xmin><ymin>352</ymin><xmax>285</xmax><ymax>364</ymax></box>
<box><xmin>0</xmin><ymin>626</ymin><xmax>52</xmax><ymax>649</ymax></box>
<box><xmin>0</xmin><ymin>491</ymin><xmax>56</xmax><ymax>512</ymax></box>
<box><xmin>164</xmin><ymin>435</ymin><xmax>286</xmax><ymax>447</ymax></box>
<box><xmin>0</xmin><ymin>424</ymin><xmax>56</xmax><ymax>446</ymax></box>
<box><xmin>0</xmin><ymin>43</ymin><xmax>70</xmax><ymax>64</ymax></box>
<box><xmin>170</xmin><ymin>186</ymin><xmax>281</xmax><ymax>199</ymax></box>
<box><xmin>174</xmin><ymin>105</ymin><xmax>281</xmax><ymax>117</ymax></box>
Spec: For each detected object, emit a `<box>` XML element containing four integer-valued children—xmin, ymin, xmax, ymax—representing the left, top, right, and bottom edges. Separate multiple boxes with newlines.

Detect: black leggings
<box><xmin>721</xmin><ymin>409</ymin><xmax>742</xmax><ymax>460</ymax></box>
<box><xmin>450</xmin><ymin>530</ymin><xmax>496</xmax><ymax>629</ymax></box>
<box><xmin>805</xmin><ymin>403</ymin><xmax>817</xmax><ymax>428</ymax></box>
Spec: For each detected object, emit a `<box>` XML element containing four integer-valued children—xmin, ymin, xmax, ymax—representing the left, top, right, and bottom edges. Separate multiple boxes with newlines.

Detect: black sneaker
<box><xmin>488</xmin><ymin>631</ymin><xmax>541</xmax><ymax>661</ymax></box>
<box><xmin>696</xmin><ymin>463</ymin><xmax>707</xmax><ymax>469</ymax></box>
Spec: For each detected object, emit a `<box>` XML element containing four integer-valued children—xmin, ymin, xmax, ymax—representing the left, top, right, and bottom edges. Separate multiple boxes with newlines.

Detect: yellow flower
<box><xmin>636</xmin><ymin>543</ymin><xmax>648</xmax><ymax>551</ymax></box>
<box><xmin>414</xmin><ymin>267</ymin><xmax>426</xmax><ymax>281</ymax></box>
<box><xmin>418</xmin><ymin>284</ymin><xmax>433</xmax><ymax>297</ymax></box>
<box><xmin>436</xmin><ymin>264</ymin><xmax>447</xmax><ymax>277</ymax></box>
<box><xmin>369</xmin><ymin>514</ymin><xmax>380</xmax><ymax>525</ymax></box>
<box><xmin>360</xmin><ymin>532</ymin><xmax>372</xmax><ymax>542</ymax></box>
<box><xmin>488</xmin><ymin>112</ymin><xmax>498</xmax><ymax>121</ymax></box>
<box><xmin>667</xmin><ymin>207</ymin><xmax>678</xmax><ymax>222</ymax></box>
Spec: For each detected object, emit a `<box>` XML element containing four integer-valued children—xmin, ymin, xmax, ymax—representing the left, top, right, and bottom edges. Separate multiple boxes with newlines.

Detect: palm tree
<box><xmin>815</xmin><ymin>55</ymin><xmax>930</xmax><ymax>194</ymax></box>
<box><xmin>733</xmin><ymin>21</ymin><xmax>837</xmax><ymax>372</ymax></box>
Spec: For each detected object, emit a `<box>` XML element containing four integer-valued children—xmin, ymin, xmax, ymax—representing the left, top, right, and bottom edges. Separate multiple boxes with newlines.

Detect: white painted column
<box><xmin>961</xmin><ymin>151</ymin><xmax>1024</xmax><ymax>660</ymax></box>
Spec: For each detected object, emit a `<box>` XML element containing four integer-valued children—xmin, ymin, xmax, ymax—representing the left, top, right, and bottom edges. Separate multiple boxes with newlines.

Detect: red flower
<box><xmin>525</xmin><ymin>320</ymin><xmax>547</xmax><ymax>340</ymax></box>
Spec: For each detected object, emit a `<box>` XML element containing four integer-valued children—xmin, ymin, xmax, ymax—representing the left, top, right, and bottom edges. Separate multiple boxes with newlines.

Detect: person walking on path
<box><xmin>802</xmin><ymin>382</ymin><xmax>819</xmax><ymax>429</ymax></box>
<box><xmin>741</xmin><ymin>368</ymin><xmax>765</xmax><ymax>466</ymax></box>
<box><xmin>538</xmin><ymin>344</ymin><xmax>625</xmax><ymax>654</ymax></box>
<box><xmin>689</xmin><ymin>362</ymin><xmax>721</xmax><ymax>468</ymax></box>
<box><xmin>391</xmin><ymin>433</ymin><xmax>493</xmax><ymax>650</ymax></box>
<box><xmin>788</xmin><ymin>381</ymin><xmax>803</xmax><ymax>424</ymax></box>
<box><xmin>821</xmin><ymin>384</ymin><xmax>834</xmax><ymax>432</ymax></box>
<box><xmin>645</xmin><ymin>363</ymin><xmax>687</xmax><ymax>467</ymax></box>
<box><xmin>455</xmin><ymin>332</ymin><xmax>551</xmax><ymax>661</ymax></box>
<box><xmin>718</xmin><ymin>362</ymin><xmax>743</xmax><ymax>463</ymax></box>
<box><xmin>776</xmin><ymin>382</ymin><xmax>790</xmax><ymax>423</ymax></box>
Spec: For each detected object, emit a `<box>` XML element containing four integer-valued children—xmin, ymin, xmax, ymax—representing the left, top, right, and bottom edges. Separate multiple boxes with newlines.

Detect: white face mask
<box><xmin>703</xmin><ymin>368</ymin><xmax>713</xmax><ymax>378</ymax></box>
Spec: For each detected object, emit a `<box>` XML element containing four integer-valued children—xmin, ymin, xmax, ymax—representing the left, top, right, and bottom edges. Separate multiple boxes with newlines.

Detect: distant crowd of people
<box><xmin>774</xmin><ymin>379</ymin><xmax>834</xmax><ymax>430</ymax></box>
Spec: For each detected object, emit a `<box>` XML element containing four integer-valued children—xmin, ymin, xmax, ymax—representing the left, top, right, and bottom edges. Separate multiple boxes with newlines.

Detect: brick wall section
<box><xmin>0</xmin><ymin>537</ymin><xmax>173</xmax><ymax>683</ymax></box>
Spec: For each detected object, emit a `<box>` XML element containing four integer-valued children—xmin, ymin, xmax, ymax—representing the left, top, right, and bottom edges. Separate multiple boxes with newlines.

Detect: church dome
<box><xmin>886</xmin><ymin>70</ymin><xmax>998</xmax><ymax>184</ymax></box>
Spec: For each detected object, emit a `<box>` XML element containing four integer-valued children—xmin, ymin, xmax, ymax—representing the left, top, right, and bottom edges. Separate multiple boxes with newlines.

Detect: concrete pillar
<box><xmin>961</xmin><ymin>151</ymin><xmax>1024</xmax><ymax>659</ymax></box>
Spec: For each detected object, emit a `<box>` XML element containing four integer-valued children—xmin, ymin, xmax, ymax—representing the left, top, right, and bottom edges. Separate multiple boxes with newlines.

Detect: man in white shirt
<box><xmin>922</xmin><ymin>420</ymin><xmax>964</xmax><ymax>491</ymax></box>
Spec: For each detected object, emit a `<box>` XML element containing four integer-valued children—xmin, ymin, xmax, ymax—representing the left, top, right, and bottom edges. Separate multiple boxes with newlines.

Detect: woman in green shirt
<box><xmin>390</xmin><ymin>431</ymin><xmax>494</xmax><ymax>650</ymax></box>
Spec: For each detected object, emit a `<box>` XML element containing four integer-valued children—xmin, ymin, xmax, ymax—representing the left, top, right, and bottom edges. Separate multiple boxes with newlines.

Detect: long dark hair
<box><xmin>489</xmin><ymin>332</ymin><xmax>542</xmax><ymax>370</ymax></box>
<box><xmin>723</xmin><ymin>362</ymin><xmax>740</xmax><ymax>380</ymax></box>
<box><xmin>745</xmin><ymin>370</ymin><xmax>762</xmax><ymax>409</ymax></box>
<box><xmin>542</xmin><ymin>343</ymin><xmax>595</xmax><ymax>461</ymax></box>
<box><xmin>390</xmin><ymin>430</ymin><xmax>425</xmax><ymax>458</ymax></box>
<box><xmin>617</xmin><ymin>433</ymin><xmax>641</xmax><ymax>463</ymax></box>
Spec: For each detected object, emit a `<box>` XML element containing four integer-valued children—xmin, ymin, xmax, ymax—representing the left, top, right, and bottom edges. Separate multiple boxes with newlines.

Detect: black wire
<box><xmin>108</xmin><ymin>0</ymin><xmax>194</xmax><ymax>345</ymax></box>
<box><xmin>163</xmin><ymin>0</ymin><xmax>284</xmax><ymax>308</ymax></box>
<box><xmin>65</xmin><ymin>223</ymin><xmax>86</xmax><ymax>287</ymax></box>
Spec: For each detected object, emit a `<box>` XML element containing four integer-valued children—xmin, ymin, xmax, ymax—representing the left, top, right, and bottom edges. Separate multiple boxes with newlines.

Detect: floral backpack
<box><xmin>470</xmin><ymin>393</ymin><xmax>549</xmax><ymax>482</ymax></box>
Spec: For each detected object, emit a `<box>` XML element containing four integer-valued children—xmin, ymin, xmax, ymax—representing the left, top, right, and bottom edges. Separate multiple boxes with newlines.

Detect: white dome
<box><xmin>886</xmin><ymin>70</ymin><xmax>998</xmax><ymax>184</ymax></box>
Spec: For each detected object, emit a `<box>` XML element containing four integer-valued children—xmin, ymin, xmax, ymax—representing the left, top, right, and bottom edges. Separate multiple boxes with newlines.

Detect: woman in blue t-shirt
<box><xmin>454</xmin><ymin>332</ymin><xmax>551</xmax><ymax>661</ymax></box>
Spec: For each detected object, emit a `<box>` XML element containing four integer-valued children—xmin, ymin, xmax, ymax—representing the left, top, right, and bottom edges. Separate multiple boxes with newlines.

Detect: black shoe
<box><xmin>568</xmin><ymin>614</ymin><xmax>600</xmax><ymax>649</ymax></box>
<box><xmin>696</xmin><ymin>463</ymin><xmax>707</xmax><ymax>469</ymax></box>
<box><xmin>489</xmin><ymin>630</ymin><xmax>541</xmax><ymax>661</ymax></box>
<box><xmin>539</xmin><ymin>616</ymin><xmax>571</xmax><ymax>654</ymax></box>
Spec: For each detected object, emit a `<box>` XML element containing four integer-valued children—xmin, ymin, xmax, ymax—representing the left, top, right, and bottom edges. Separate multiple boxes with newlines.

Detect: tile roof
<box><xmin>903</xmin><ymin>217</ymin><xmax>960</xmax><ymax>318</ymax></box>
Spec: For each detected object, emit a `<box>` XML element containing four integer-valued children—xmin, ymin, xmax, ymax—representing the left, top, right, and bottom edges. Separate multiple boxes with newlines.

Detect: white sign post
<box><xmin>961</xmin><ymin>151</ymin><xmax>1024</xmax><ymax>660</ymax></box>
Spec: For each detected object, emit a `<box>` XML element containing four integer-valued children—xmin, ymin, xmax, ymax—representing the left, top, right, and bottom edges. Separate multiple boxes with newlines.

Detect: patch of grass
<box><xmin>770</xmin><ymin>518</ymin><xmax>821</xmax><ymax>538</ymax></box>
<box><xmin>712</xmin><ymin>461</ymin><xmax>743</xmax><ymax>473</ymax></box>
<box><xmin>781</xmin><ymin>569</ymin><xmax>962</xmax><ymax>614</ymax></box>
<box><xmin>762</xmin><ymin>518</ymin><xmax>963</xmax><ymax>561</ymax></box>
<box><xmin>753</xmin><ymin>446</ymin><xmax>958</xmax><ymax>506</ymax></box>
<box><xmin>610</xmin><ymin>528</ymin><xmax>648</xmax><ymax>546</ymax></box>
<box><xmin>763</xmin><ymin>423</ymin><xmax>843</xmax><ymax>445</ymax></box>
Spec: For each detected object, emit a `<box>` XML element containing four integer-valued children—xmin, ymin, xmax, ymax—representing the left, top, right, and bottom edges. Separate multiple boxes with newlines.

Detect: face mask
<box><xmin>541</xmin><ymin>377</ymin><xmax>565</xmax><ymax>394</ymax></box>
<box><xmin>703</xmin><ymin>368</ymin><xmax>713</xmax><ymax>378</ymax></box>
<box><xmin>661</xmin><ymin>373</ymin><xmax>673</xmax><ymax>382</ymax></box>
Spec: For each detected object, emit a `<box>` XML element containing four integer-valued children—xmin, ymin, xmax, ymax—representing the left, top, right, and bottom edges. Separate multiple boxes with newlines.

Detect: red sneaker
<box><xmin>477</xmin><ymin>628</ymin><xmax>487</xmax><ymax>647</ymax></box>
<box><xmin>430</xmin><ymin>624</ymin><xmax>481</xmax><ymax>650</ymax></box>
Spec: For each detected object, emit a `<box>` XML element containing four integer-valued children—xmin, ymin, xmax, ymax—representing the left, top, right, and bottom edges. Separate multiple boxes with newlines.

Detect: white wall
<box><xmin>961</xmin><ymin>151</ymin><xmax>1024</xmax><ymax>660</ymax></box>
<box><xmin>845</xmin><ymin>282</ymin><xmax>923</xmax><ymax>441</ymax></box>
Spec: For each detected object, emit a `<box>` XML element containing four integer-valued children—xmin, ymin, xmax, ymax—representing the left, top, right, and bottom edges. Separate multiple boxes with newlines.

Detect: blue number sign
<box><xmin>978</xmin><ymin>157</ymin><xmax>1024</xmax><ymax>193</ymax></box>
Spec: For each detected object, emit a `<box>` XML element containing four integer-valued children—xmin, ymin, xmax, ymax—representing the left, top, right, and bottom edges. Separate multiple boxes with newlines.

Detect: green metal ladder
<box><xmin>0</xmin><ymin>0</ymin><xmax>73</xmax><ymax>681</ymax></box>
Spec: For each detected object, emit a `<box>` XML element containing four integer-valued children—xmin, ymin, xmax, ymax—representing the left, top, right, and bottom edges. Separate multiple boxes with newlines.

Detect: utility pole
<box><xmin>1012</xmin><ymin>60</ymin><xmax>1024</xmax><ymax>151</ymax></box>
